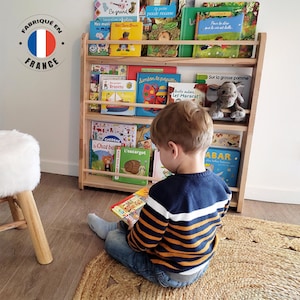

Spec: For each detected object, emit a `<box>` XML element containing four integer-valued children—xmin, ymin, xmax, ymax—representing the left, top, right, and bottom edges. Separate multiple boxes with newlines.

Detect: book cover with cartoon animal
<box><xmin>89</xmin><ymin>139</ymin><xmax>121</xmax><ymax>173</ymax></box>
<box><xmin>110</xmin><ymin>187</ymin><xmax>149</xmax><ymax>224</ymax></box>
<box><xmin>136</xmin><ymin>72</ymin><xmax>181</xmax><ymax>117</ymax></box>
<box><xmin>139</xmin><ymin>1</ymin><xmax>178</xmax><ymax>55</ymax></box>
<box><xmin>205</xmin><ymin>147</ymin><xmax>240</xmax><ymax>187</ymax></box>
<box><xmin>167</xmin><ymin>82</ymin><xmax>206</xmax><ymax>106</ymax></box>
<box><xmin>110</xmin><ymin>22</ymin><xmax>143</xmax><ymax>57</ymax></box>
<box><xmin>89</xmin><ymin>20</ymin><xmax>110</xmax><ymax>56</ymax></box>
<box><xmin>147</xmin><ymin>21</ymin><xmax>180</xmax><ymax>57</ymax></box>
<box><xmin>201</xmin><ymin>2</ymin><xmax>260</xmax><ymax>58</ymax></box>
<box><xmin>91</xmin><ymin>121</ymin><xmax>137</xmax><ymax>147</ymax></box>
<box><xmin>93</xmin><ymin>0</ymin><xmax>140</xmax><ymax>22</ymax></box>
<box><xmin>178</xmin><ymin>6</ymin><xmax>235</xmax><ymax>57</ymax></box>
<box><xmin>192</xmin><ymin>11</ymin><xmax>244</xmax><ymax>58</ymax></box>
<box><xmin>113</xmin><ymin>146</ymin><xmax>151</xmax><ymax>185</ymax></box>
<box><xmin>101</xmin><ymin>79</ymin><xmax>137</xmax><ymax>116</ymax></box>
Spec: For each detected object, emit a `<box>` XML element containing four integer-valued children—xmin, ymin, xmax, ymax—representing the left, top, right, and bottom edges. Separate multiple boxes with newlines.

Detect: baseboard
<box><xmin>245</xmin><ymin>185</ymin><xmax>300</xmax><ymax>205</ymax></box>
<box><xmin>41</xmin><ymin>159</ymin><xmax>79</xmax><ymax>177</ymax></box>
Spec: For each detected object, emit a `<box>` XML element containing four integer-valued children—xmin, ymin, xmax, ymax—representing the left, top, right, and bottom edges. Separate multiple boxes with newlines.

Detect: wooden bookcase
<box><xmin>79</xmin><ymin>32</ymin><xmax>266</xmax><ymax>212</ymax></box>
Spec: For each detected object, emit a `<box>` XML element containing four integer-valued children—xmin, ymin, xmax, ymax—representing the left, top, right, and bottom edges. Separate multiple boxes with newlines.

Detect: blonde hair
<box><xmin>150</xmin><ymin>101</ymin><xmax>213</xmax><ymax>153</ymax></box>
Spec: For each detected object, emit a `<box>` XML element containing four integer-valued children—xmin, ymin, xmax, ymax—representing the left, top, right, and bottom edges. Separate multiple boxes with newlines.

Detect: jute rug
<box><xmin>74</xmin><ymin>215</ymin><xmax>300</xmax><ymax>300</ymax></box>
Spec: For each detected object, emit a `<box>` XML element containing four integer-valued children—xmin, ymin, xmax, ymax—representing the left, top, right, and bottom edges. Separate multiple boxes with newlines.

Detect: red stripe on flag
<box><xmin>46</xmin><ymin>30</ymin><xmax>56</xmax><ymax>56</ymax></box>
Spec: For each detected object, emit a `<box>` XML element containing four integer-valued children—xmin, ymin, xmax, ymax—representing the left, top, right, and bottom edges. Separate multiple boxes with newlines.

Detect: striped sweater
<box><xmin>127</xmin><ymin>170</ymin><xmax>231</xmax><ymax>274</ymax></box>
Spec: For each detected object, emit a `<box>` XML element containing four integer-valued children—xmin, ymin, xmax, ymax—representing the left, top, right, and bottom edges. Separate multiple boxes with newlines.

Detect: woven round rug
<box><xmin>74</xmin><ymin>215</ymin><xmax>300</xmax><ymax>300</ymax></box>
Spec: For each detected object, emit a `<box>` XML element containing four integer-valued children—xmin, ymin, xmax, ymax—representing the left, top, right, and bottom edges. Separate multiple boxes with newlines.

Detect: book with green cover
<box><xmin>200</xmin><ymin>2</ymin><xmax>260</xmax><ymax>58</ymax></box>
<box><xmin>113</xmin><ymin>146</ymin><xmax>151</xmax><ymax>185</ymax></box>
<box><xmin>178</xmin><ymin>6</ymin><xmax>235</xmax><ymax>57</ymax></box>
<box><xmin>192</xmin><ymin>11</ymin><xmax>244</xmax><ymax>58</ymax></box>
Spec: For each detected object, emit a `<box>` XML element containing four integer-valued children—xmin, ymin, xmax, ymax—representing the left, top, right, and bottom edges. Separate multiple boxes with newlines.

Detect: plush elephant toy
<box><xmin>209</xmin><ymin>81</ymin><xmax>246</xmax><ymax>122</ymax></box>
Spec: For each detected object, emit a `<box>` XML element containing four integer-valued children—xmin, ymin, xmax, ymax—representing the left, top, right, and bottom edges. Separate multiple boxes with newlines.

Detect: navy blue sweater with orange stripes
<box><xmin>127</xmin><ymin>170</ymin><xmax>231</xmax><ymax>274</ymax></box>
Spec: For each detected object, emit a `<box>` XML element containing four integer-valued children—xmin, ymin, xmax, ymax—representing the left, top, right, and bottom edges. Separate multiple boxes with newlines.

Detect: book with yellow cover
<box><xmin>101</xmin><ymin>79</ymin><xmax>136</xmax><ymax>116</ymax></box>
<box><xmin>110</xmin><ymin>187</ymin><xmax>149</xmax><ymax>224</ymax></box>
<box><xmin>110</xmin><ymin>22</ymin><xmax>143</xmax><ymax>56</ymax></box>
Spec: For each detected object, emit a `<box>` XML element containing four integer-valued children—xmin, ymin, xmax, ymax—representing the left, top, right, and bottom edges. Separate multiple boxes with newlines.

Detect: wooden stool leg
<box><xmin>8</xmin><ymin>196</ymin><xmax>27</xmax><ymax>229</ymax></box>
<box><xmin>16</xmin><ymin>191</ymin><xmax>53</xmax><ymax>265</ymax></box>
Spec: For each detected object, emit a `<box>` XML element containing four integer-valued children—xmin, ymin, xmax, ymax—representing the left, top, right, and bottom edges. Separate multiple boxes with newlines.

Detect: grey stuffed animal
<box><xmin>209</xmin><ymin>81</ymin><xmax>246</xmax><ymax>122</ymax></box>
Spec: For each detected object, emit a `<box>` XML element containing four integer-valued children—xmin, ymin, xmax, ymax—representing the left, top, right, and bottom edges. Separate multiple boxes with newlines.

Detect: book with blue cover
<box><xmin>205</xmin><ymin>147</ymin><xmax>240</xmax><ymax>187</ymax></box>
<box><xmin>178</xmin><ymin>6</ymin><xmax>235</xmax><ymax>57</ymax></box>
<box><xmin>192</xmin><ymin>11</ymin><xmax>244</xmax><ymax>58</ymax></box>
<box><xmin>200</xmin><ymin>2</ymin><xmax>260</xmax><ymax>58</ymax></box>
<box><xmin>136</xmin><ymin>72</ymin><xmax>181</xmax><ymax>117</ymax></box>
<box><xmin>88</xmin><ymin>20</ymin><xmax>110</xmax><ymax>56</ymax></box>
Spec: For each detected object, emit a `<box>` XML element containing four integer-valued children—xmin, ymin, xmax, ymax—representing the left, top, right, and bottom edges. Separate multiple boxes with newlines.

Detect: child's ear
<box><xmin>168</xmin><ymin>141</ymin><xmax>179</xmax><ymax>157</ymax></box>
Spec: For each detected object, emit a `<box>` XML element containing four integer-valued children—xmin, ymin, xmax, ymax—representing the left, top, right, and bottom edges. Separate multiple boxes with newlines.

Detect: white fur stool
<box><xmin>0</xmin><ymin>130</ymin><xmax>53</xmax><ymax>264</ymax></box>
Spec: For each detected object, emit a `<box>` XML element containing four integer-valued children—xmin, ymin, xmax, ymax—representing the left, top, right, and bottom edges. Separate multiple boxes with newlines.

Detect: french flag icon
<box><xmin>28</xmin><ymin>29</ymin><xmax>56</xmax><ymax>58</ymax></box>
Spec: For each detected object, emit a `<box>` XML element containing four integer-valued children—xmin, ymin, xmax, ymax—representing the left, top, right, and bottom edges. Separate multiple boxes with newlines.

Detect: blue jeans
<box><xmin>104</xmin><ymin>222</ymin><xmax>209</xmax><ymax>288</ymax></box>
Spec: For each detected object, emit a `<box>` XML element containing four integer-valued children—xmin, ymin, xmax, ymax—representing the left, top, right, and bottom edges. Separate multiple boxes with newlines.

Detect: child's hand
<box><xmin>127</xmin><ymin>218</ymin><xmax>135</xmax><ymax>230</ymax></box>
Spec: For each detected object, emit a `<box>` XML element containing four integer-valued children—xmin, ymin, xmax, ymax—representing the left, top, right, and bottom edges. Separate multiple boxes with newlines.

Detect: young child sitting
<box><xmin>88</xmin><ymin>101</ymin><xmax>231</xmax><ymax>288</ymax></box>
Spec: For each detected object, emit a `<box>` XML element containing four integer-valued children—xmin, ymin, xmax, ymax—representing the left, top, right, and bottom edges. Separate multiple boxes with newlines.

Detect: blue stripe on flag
<box><xmin>28</xmin><ymin>31</ymin><xmax>37</xmax><ymax>56</ymax></box>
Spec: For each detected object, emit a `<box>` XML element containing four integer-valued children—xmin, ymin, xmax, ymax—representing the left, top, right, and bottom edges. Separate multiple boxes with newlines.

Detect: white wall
<box><xmin>1</xmin><ymin>1</ymin><xmax>299</xmax><ymax>204</ymax></box>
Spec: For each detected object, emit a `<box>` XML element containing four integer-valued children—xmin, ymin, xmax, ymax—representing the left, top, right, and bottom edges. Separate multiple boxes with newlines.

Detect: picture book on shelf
<box><xmin>212</xmin><ymin>132</ymin><xmax>241</xmax><ymax>148</ymax></box>
<box><xmin>89</xmin><ymin>73</ymin><xmax>127</xmax><ymax>113</ymax></box>
<box><xmin>127</xmin><ymin>65</ymin><xmax>177</xmax><ymax>80</ymax></box>
<box><xmin>93</xmin><ymin>0</ymin><xmax>140</xmax><ymax>22</ymax></box>
<box><xmin>167</xmin><ymin>82</ymin><xmax>206</xmax><ymax>106</ymax></box>
<box><xmin>89</xmin><ymin>72</ymin><xmax>101</xmax><ymax>112</ymax></box>
<box><xmin>139</xmin><ymin>1</ymin><xmax>177</xmax><ymax>35</ymax></box>
<box><xmin>178</xmin><ymin>6</ymin><xmax>235</xmax><ymax>57</ymax></box>
<box><xmin>110</xmin><ymin>22</ymin><xmax>143</xmax><ymax>57</ymax></box>
<box><xmin>136</xmin><ymin>72</ymin><xmax>181</xmax><ymax>117</ymax></box>
<box><xmin>147</xmin><ymin>21</ymin><xmax>180</xmax><ymax>57</ymax></box>
<box><xmin>101</xmin><ymin>79</ymin><xmax>137</xmax><ymax>116</ymax></box>
<box><xmin>91</xmin><ymin>64</ymin><xmax>127</xmax><ymax>75</ymax></box>
<box><xmin>200</xmin><ymin>2</ymin><xmax>260</xmax><ymax>58</ymax></box>
<box><xmin>136</xmin><ymin>124</ymin><xmax>151</xmax><ymax>147</ymax></box>
<box><xmin>196</xmin><ymin>72</ymin><xmax>252</xmax><ymax>109</ymax></box>
<box><xmin>91</xmin><ymin>121</ymin><xmax>137</xmax><ymax>147</ymax></box>
<box><xmin>137</xmin><ymin>138</ymin><xmax>154</xmax><ymax>153</ymax></box>
<box><xmin>205</xmin><ymin>147</ymin><xmax>240</xmax><ymax>187</ymax></box>
<box><xmin>89</xmin><ymin>139</ymin><xmax>121</xmax><ymax>173</ymax></box>
<box><xmin>110</xmin><ymin>187</ymin><xmax>149</xmax><ymax>225</ymax></box>
<box><xmin>139</xmin><ymin>1</ymin><xmax>178</xmax><ymax>56</ymax></box>
<box><xmin>113</xmin><ymin>146</ymin><xmax>151</xmax><ymax>186</ymax></box>
<box><xmin>88</xmin><ymin>20</ymin><xmax>110</xmax><ymax>56</ymax></box>
<box><xmin>192</xmin><ymin>10</ymin><xmax>244</xmax><ymax>58</ymax></box>
<box><xmin>152</xmin><ymin>149</ymin><xmax>172</xmax><ymax>183</ymax></box>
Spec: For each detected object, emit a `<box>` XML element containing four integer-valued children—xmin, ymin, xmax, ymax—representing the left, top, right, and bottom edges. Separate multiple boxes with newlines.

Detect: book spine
<box><xmin>194</xmin><ymin>12</ymin><xmax>200</xmax><ymax>40</ymax></box>
<box><xmin>114</xmin><ymin>146</ymin><xmax>121</xmax><ymax>180</ymax></box>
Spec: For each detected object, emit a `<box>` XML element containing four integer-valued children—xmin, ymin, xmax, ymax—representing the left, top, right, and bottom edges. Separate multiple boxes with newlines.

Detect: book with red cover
<box><xmin>127</xmin><ymin>65</ymin><xmax>177</xmax><ymax>80</ymax></box>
